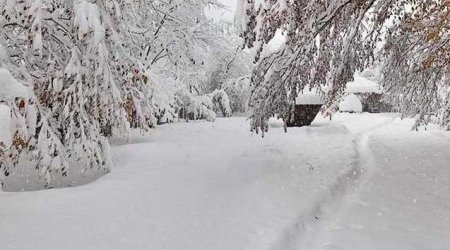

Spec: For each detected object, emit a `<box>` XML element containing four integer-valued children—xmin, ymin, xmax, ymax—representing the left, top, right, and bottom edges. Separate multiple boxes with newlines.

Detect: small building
<box><xmin>286</xmin><ymin>92</ymin><xmax>323</xmax><ymax>127</ymax></box>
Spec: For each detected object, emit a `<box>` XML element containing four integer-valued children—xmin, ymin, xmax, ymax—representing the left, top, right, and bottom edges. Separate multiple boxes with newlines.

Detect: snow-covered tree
<box><xmin>222</xmin><ymin>76</ymin><xmax>251</xmax><ymax>113</ymax></box>
<box><xmin>367</xmin><ymin>0</ymin><xmax>450</xmax><ymax>130</ymax></box>
<box><xmin>205</xmin><ymin>25</ymin><xmax>251</xmax><ymax>113</ymax></box>
<box><xmin>239</xmin><ymin>0</ymin><xmax>377</xmax><ymax>134</ymax></box>
<box><xmin>139</xmin><ymin>0</ymin><xmax>243</xmax><ymax>120</ymax></box>
<box><xmin>0</xmin><ymin>67</ymin><xmax>69</xmax><ymax>189</ymax></box>
<box><xmin>239</xmin><ymin>0</ymin><xmax>450</xmax><ymax>132</ymax></box>
<box><xmin>0</xmin><ymin>0</ymin><xmax>246</xmax><ymax>189</ymax></box>
<box><xmin>0</xmin><ymin>0</ymin><xmax>144</xmax><ymax>189</ymax></box>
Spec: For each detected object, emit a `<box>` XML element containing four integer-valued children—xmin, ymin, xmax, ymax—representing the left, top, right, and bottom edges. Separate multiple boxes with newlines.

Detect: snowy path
<box><xmin>1</xmin><ymin>115</ymin><xmax>450</xmax><ymax>250</ymax></box>
<box><xmin>276</xmin><ymin>114</ymin><xmax>396</xmax><ymax>250</ymax></box>
<box><xmin>312</xmin><ymin>118</ymin><xmax>450</xmax><ymax>250</ymax></box>
<box><xmin>297</xmin><ymin>116</ymin><xmax>450</xmax><ymax>250</ymax></box>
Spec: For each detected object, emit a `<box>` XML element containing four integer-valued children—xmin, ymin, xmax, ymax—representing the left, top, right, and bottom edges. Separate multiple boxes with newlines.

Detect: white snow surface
<box><xmin>1</xmin><ymin>114</ymin><xmax>450</xmax><ymax>250</ymax></box>
<box><xmin>339</xmin><ymin>94</ymin><xmax>363</xmax><ymax>113</ymax></box>
<box><xmin>0</xmin><ymin>68</ymin><xmax>30</xmax><ymax>100</ymax></box>
<box><xmin>347</xmin><ymin>74</ymin><xmax>383</xmax><ymax>94</ymax></box>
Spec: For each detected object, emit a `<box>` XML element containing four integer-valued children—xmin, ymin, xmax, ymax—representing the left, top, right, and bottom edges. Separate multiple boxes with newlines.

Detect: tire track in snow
<box><xmin>271</xmin><ymin>117</ymin><xmax>395</xmax><ymax>250</ymax></box>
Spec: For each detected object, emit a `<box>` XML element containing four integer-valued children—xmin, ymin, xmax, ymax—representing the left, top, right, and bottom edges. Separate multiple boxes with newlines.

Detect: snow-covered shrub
<box><xmin>0</xmin><ymin>1</ymin><xmax>130</xmax><ymax>190</ymax></box>
<box><xmin>239</xmin><ymin>0</ymin><xmax>374</xmax><ymax>131</ymax></box>
<box><xmin>0</xmin><ymin>104</ymin><xmax>11</xmax><ymax>185</ymax></box>
<box><xmin>0</xmin><ymin>68</ymin><xmax>74</xmax><ymax>190</ymax></box>
<box><xmin>190</xmin><ymin>95</ymin><xmax>217</xmax><ymax>122</ymax></box>
<box><xmin>176</xmin><ymin>88</ymin><xmax>233</xmax><ymax>122</ymax></box>
<box><xmin>0</xmin><ymin>0</ymin><xmax>248</xmax><ymax>190</ymax></box>
<box><xmin>339</xmin><ymin>94</ymin><xmax>363</xmax><ymax>113</ymax></box>
<box><xmin>177</xmin><ymin>91</ymin><xmax>216</xmax><ymax>122</ymax></box>
<box><xmin>239</xmin><ymin>0</ymin><xmax>450</xmax><ymax>130</ymax></box>
<box><xmin>146</xmin><ymin>71</ymin><xmax>183</xmax><ymax>125</ymax></box>
<box><xmin>208</xmin><ymin>89</ymin><xmax>232</xmax><ymax>117</ymax></box>
<box><xmin>0</xmin><ymin>104</ymin><xmax>11</xmax><ymax>147</ymax></box>
<box><xmin>1</xmin><ymin>99</ymin><xmax>77</xmax><ymax>191</ymax></box>
<box><xmin>222</xmin><ymin>77</ymin><xmax>251</xmax><ymax>113</ymax></box>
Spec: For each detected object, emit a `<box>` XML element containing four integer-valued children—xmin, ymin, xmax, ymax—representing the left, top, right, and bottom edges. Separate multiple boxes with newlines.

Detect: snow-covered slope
<box><xmin>1</xmin><ymin>115</ymin><xmax>449</xmax><ymax>250</ymax></box>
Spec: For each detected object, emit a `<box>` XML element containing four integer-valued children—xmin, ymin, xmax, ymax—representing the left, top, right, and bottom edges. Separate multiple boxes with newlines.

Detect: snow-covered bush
<box><xmin>0</xmin><ymin>68</ymin><xmax>72</xmax><ymax>190</ymax></box>
<box><xmin>149</xmin><ymin>73</ymin><xmax>179</xmax><ymax>125</ymax></box>
<box><xmin>0</xmin><ymin>104</ymin><xmax>11</xmax><ymax>148</ymax></box>
<box><xmin>239</xmin><ymin>0</ymin><xmax>450</xmax><ymax>131</ymax></box>
<box><xmin>0</xmin><ymin>0</ymin><xmax>137</xmax><ymax>190</ymax></box>
<box><xmin>208</xmin><ymin>89</ymin><xmax>232</xmax><ymax>118</ymax></box>
<box><xmin>189</xmin><ymin>95</ymin><xmax>217</xmax><ymax>122</ymax></box>
<box><xmin>222</xmin><ymin>77</ymin><xmax>251</xmax><ymax>114</ymax></box>
<box><xmin>176</xmin><ymin>88</ymin><xmax>233</xmax><ymax>122</ymax></box>
<box><xmin>0</xmin><ymin>0</ymin><xmax>248</xmax><ymax>190</ymax></box>
<box><xmin>239</xmin><ymin>0</ymin><xmax>374</xmax><ymax>132</ymax></box>
<box><xmin>339</xmin><ymin>94</ymin><xmax>363</xmax><ymax>113</ymax></box>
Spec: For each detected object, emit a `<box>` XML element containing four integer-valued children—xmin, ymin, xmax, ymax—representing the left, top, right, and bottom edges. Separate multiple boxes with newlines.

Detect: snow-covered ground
<box><xmin>1</xmin><ymin>114</ymin><xmax>449</xmax><ymax>250</ymax></box>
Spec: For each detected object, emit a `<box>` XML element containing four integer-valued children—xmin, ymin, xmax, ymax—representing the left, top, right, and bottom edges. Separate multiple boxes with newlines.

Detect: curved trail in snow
<box><xmin>272</xmin><ymin>117</ymin><xmax>396</xmax><ymax>250</ymax></box>
<box><xmin>2</xmin><ymin>116</ymin><xmax>449</xmax><ymax>250</ymax></box>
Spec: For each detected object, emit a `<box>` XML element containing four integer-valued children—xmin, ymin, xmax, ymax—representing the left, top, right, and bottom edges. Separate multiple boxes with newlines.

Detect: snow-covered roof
<box><xmin>295</xmin><ymin>92</ymin><xmax>324</xmax><ymax>105</ymax></box>
<box><xmin>0</xmin><ymin>68</ymin><xmax>30</xmax><ymax>100</ymax></box>
<box><xmin>346</xmin><ymin>75</ymin><xmax>383</xmax><ymax>94</ymax></box>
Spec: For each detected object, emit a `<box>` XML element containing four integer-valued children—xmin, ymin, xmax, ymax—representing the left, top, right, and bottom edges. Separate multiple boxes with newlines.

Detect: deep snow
<box><xmin>1</xmin><ymin>114</ymin><xmax>449</xmax><ymax>250</ymax></box>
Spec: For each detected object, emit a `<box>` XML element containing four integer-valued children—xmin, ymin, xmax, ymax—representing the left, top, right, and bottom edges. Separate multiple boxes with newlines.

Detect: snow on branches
<box><xmin>0</xmin><ymin>0</ymin><xmax>248</xmax><ymax>190</ymax></box>
<box><xmin>370</xmin><ymin>0</ymin><xmax>450</xmax><ymax>130</ymax></box>
<box><xmin>0</xmin><ymin>68</ymin><xmax>68</xmax><ymax>190</ymax></box>
<box><xmin>240</xmin><ymin>0</ymin><xmax>450</xmax><ymax>132</ymax></box>
<box><xmin>240</xmin><ymin>0</ymin><xmax>376</xmax><ymax>133</ymax></box>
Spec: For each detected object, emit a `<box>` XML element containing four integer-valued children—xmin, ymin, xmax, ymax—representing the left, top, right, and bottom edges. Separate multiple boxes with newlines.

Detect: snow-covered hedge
<box><xmin>178</xmin><ymin>89</ymin><xmax>232</xmax><ymax>122</ymax></box>
<box><xmin>0</xmin><ymin>68</ymin><xmax>111</xmax><ymax>191</ymax></box>
<box><xmin>0</xmin><ymin>0</ymin><xmax>248</xmax><ymax>191</ymax></box>
<box><xmin>222</xmin><ymin>77</ymin><xmax>251</xmax><ymax>113</ymax></box>
<box><xmin>208</xmin><ymin>89</ymin><xmax>232</xmax><ymax>118</ymax></box>
<box><xmin>339</xmin><ymin>94</ymin><xmax>363</xmax><ymax>113</ymax></box>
